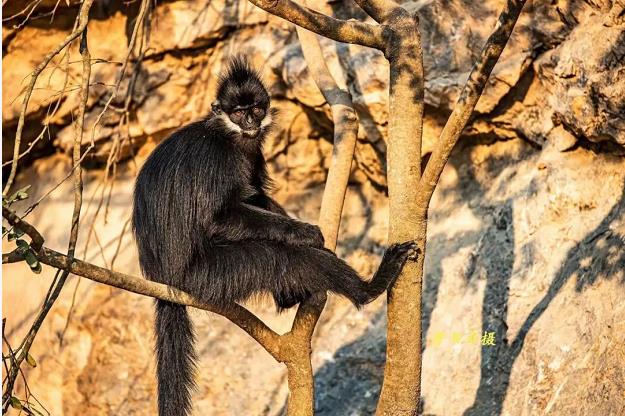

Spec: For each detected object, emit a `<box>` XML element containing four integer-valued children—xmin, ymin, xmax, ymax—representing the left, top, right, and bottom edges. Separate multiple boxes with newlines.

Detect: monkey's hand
<box><xmin>287</xmin><ymin>222</ymin><xmax>325</xmax><ymax>248</ymax></box>
<box><xmin>234</xmin><ymin>204</ymin><xmax>326</xmax><ymax>248</ymax></box>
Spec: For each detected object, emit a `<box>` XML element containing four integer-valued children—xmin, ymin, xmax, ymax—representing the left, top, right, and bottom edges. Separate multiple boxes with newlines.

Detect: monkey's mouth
<box><xmin>242</xmin><ymin>129</ymin><xmax>260</xmax><ymax>138</ymax></box>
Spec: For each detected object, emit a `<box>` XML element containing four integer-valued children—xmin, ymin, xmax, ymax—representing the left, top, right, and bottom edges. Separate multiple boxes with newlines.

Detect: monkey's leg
<box><xmin>214</xmin><ymin>203</ymin><xmax>324</xmax><ymax>247</ymax></box>
<box><xmin>181</xmin><ymin>240</ymin><xmax>416</xmax><ymax>310</ymax></box>
<box><xmin>183</xmin><ymin>240</ymin><xmax>313</xmax><ymax>309</ymax></box>
<box><xmin>273</xmin><ymin>289</ymin><xmax>311</xmax><ymax>311</ymax></box>
<box><xmin>312</xmin><ymin>241</ymin><xmax>418</xmax><ymax>306</ymax></box>
<box><xmin>264</xmin><ymin>197</ymin><xmax>288</xmax><ymax>216</ymax></box>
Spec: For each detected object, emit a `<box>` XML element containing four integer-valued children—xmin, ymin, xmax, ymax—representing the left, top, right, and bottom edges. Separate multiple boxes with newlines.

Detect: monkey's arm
<box><xmin>262</xmin><ymin>197</ymin><xmax>288</xmax><ymax>216</ymax></box>
<box><xmin>213</xmin><ymin>203</ymin><xmax>324</xmax><ymax>248</ymax></box>
<box><xmin>244</xmin><ymin>193</ymin><xmax>288</xmax><ymax>216</ymax></box>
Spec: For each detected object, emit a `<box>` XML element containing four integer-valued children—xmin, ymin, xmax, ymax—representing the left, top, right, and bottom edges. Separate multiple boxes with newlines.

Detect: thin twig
<box><xmin>3</xmin><ymin>0</ymin><xmax>94</xmax><ymax>196</ymax></box>
<box><xmin>0</xmin><ymin>46</ymin><xmax>72</xmax><ymax>169</ymax></box>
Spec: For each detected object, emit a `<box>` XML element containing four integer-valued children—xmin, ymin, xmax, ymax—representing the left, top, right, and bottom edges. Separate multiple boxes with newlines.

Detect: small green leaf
<box><xmin>8</xmin><ymin>227</ymin><xmax>25</xmax><ymax>241</ymax></box>
<box><xmin>23</xmin><ymin>250</ymin><xmax>37</xmax><ymax>266</ymax></box>
<box><xmin>26</xmin><ymin>353</ymin><xmax>37</xmax><ymax>368</ymax></box>
<box><xmin>2</xmin><ymin>226</ymin><xmax>7</xmax><ymax>234</ymax></box>
<box><xmin>9</xmin><ymin>185</ymin><xmax>31</xmax><ymax>202</ymax></box>
<box><xmin>30</xmin><ymin>261</ymin><xmax>42</xmax><ymax>274</ymax></box>
<box><xmin>15</xmin><ymin>239</ymin><xmax>30</xmax><ymax>257</ymax></box>
<box><xmin>10</xmin><ymin>396</ymin><xmax>23</xmax><ymax>409</ymax></box>
<box><xmin>23</xmin><ymin>250</ymin><xmax>42</xmax><ymax>274</ymax></box>
<box><xmin>15</xmin><ymin>238</ymin><xmax>30</xmax><ymax>249</ymax></box>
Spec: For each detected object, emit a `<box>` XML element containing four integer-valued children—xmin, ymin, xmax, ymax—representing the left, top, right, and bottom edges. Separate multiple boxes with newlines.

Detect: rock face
<box><xmin>2</xmin><ymin>1</ymin><xmax>625</xmax><ymax>415</ymax></box>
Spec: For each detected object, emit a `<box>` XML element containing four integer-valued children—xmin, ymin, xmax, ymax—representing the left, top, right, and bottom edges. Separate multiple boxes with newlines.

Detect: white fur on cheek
<box><xmin>217</xmin><ymin>113</ymin><xmax>242</xmax><ymax>134</ymax></box>
<box><xmin>260</xmin><ymin>112</ymin><xmax>273</xmax><ymax>128</ymax></box>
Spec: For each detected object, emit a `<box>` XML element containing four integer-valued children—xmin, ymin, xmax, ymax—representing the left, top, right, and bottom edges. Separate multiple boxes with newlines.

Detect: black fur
<box><xmin>154</xmin><ymin>301</ymin><xmax>196</xmax><ymax>416</ymax></box>
<box><xmin>132</xmin><ymin>57</ymin><xmax>417</xmax><ymax>416</ymax></box>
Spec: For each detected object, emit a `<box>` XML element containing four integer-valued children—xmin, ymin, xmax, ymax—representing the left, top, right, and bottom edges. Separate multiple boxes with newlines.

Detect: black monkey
<box><xmin>132</xmin><ymin>57</ymin><xmax>417</xmax><ymax>416</ymax></box>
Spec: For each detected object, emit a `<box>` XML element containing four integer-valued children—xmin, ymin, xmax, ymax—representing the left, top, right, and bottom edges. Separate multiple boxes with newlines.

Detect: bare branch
<box><xmin>40</xmin><ymin>247</ymin><xmax>284</xmax><ymax>359</ymax></box>
<box><xmin>0</xmin><ymin>67</ymin><xmax>68</xmax><ymax>170</ymax></box>
<box><xmin>67</xmin><ymin>15</ymin><xmax>91</xmax><ymax>261</ymax></box>
<box><xmin>295</xmin><ymin>26</ymin><xmax>358</xmax><ymax>249</ymax></box>
<box><xmin>17</xmin><ymin>0</ymin><xmax>152</xmax><ymax>225</ymax></box>
<box><xmin>1</xmin><ymin>207</ymin><xmax>285</xmax><ymax>361</ymax></box>
<box><xmin>248</xmin><ymin>0</ymin><xmax>386</xmax><ymax>49</ymax></box>
<box><xmin>415</xmin><ymin>0</ymin><xmax>527</xmax><ymax>215</ymax></box>
<box><xmin>275</xmin><ymin>10</ymin><xmax>361</xmax><ymax>413</ymax></box>
<box><xmin>280</xmin><ymin>293</ymin><xmax>325</xmax><ymax>415</ymax></box>
<box><xmin>284</xmin><ymin>356</ymin><xmax>314</xmax><ymax>415</ymax></box>
<box><xmin>353</xmin><ymin>0</ymin><xmax>402</xmax><ymax>23</ymax></box>
<box><xmin>291</xmin><ymin>22</ymin><xmax>359</xmax><ymax>340</ymax></box>
<box><xmin>1</xmin><ymin>207</ymin><xmax>44</xmax><ymax>252</ymax></box>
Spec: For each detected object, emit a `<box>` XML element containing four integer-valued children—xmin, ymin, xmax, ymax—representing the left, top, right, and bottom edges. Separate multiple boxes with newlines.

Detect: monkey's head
<box><xmin>212</xmin><ymin>57</ymin><xmax>273</xmax><ymax>140</ymax></box>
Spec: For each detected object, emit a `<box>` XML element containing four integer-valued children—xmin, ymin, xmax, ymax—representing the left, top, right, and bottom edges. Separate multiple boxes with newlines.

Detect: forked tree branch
<box><xmin>248</xmin><ymin>0</ymin><xmax>386</xmax><ymax>49</ymax></box>
<box><xmin>377</xmin><ymin>2</ymin><xmax>527</xmax><ymax>414</ymax></box>
<box><xmin>416</xmin><ymin>0</ymin><xmax>528</xmax><ymax>214</ymax></box>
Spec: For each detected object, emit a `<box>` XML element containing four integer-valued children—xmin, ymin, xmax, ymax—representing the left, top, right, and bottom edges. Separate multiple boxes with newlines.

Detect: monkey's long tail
<box><xmin>155</xmin><ymin>299</ymin><xmax>197</xmax><ymax>416</ymax></box>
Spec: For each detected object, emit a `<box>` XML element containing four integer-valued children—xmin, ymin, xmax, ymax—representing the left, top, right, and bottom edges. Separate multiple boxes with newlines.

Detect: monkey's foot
<box><xmin>384</xmin><ymin>240</ymin><xmax>419</xmax><ymax>267</ymax></box>
<box><xmin>391</xmin><ymin>240</ymin><xmax>420</xmax><ymax>258</ymax></box>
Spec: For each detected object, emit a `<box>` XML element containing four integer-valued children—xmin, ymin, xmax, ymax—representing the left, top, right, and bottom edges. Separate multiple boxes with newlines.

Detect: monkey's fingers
<box><xmin>394</xmin><ymin>240</ymin><xmax>419</xmax><ymax>262</ymax></box>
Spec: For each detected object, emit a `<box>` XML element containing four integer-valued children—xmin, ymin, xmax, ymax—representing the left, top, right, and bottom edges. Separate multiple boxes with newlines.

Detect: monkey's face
<box><xmin>212</xmin><ymin>60</ymin><xmax>272</xmax><ymax>140</ymax></box>
<box><xmin>225</xmin><ymin>103</ymin><xmax>270</xmax><ymax>138</ymax></box>
<box><xmin>214</xmin><ymin>100</ymin><xmax>272</xmax><ymax>140</ymax></box>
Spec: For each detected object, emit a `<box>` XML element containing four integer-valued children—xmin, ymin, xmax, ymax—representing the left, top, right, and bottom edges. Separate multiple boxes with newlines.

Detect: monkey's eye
<box><xmin>252</xmin><ymin>107</ymin><xmax>265</xmax><ymax>117</ymax></box>
<box><xmin>232</xmin><ymin>110</ymin><xmax>244</xmax><ymax>118</ymax></box>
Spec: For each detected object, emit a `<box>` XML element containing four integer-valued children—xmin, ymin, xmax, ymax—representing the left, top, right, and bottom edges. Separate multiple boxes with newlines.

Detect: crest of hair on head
<box><xmin>216</xmin><ymin>56</ymin><xmax>265</xmax><ymax>96</ymax></box>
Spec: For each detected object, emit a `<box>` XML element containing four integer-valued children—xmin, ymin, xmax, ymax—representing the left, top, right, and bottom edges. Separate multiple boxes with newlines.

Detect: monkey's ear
<box><xmin>211</xmin><ymin>101</ymin><xmax>222</xmax><ymax>115</ymax></box>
